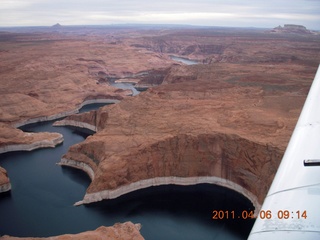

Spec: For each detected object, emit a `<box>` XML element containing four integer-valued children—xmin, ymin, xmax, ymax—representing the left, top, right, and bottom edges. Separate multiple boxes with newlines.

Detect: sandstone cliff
<box><xmin>60</xmin><ymin>62</ymin><xmax>318</xmax><ymax>211</ymax></box>
<box><xmin>0</xmin><ymin>31</ymin><xmax>172</xmax><ymax>190</ymax></box>
<box><xmin>0</xmin><ymin>31</ymin><xmax>171</xmax><ymax>145</ymax></box>
<box><xmin>1</xmin><ymin>27</ymin><xmax>319</xmax><ymax>239</ymax></box>
<box><xmin>75</xmin><ymin>133</ymin><xmax>282</xmax><ymax>210</ymax></box>
<box><xmin>0</xmin><ymin>222</ymin><xmax>144</xmax><ymax>240</ymax></box>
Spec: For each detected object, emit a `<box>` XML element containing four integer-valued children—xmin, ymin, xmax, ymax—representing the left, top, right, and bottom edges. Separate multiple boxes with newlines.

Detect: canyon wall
<box><xmin>0</xmin><ymin>31</ymin><xmax>172</xmax><ymax>196</ymax></box>
<box><xmin>60</xmin><ymin>62</ymin><xmax>317</xmax><ymax>210</ymax></box>
<box><xmin>1</xmin><ymin>28</ymin><xmax>319</xmax><ymax>239</ymax></box>
<box><xmin>71</xmin><ymin>133</ymin><xmax>282</xmax><ymax>212</ymax></box>
<box><xmin>0</xmin><ymin>31</ymin><xmax>171</xmax><ymax>150</ymax></box>
<box><xmin>53</xmin><ymin>102</ymin><xmax>112</xmax><ymax>132</ymax></box>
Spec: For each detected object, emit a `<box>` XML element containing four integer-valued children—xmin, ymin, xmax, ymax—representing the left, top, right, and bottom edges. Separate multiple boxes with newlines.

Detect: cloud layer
<box><xmin>1</xmin><ymin>0</ymin><xmax>319</xmax><ymax>29</ymax></box>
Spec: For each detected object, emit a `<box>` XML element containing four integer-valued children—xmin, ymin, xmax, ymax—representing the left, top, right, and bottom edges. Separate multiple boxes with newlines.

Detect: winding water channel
<box><xmin>0</xmin><ymin>73</ymin><xmax>255</xmax><ymax>239</ymax></box>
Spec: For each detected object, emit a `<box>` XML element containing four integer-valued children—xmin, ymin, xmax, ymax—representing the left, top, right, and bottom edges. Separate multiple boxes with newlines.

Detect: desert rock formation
<box><xmin>1</xmin><ymin>27</ymin><xmax>320</xmax><ymax>203</ymax></box>
<box><xmin>126</xmin><ymin>27</ymin><xmax>320</xmax><ymax>65</ymax></box>
<box><xmin>271</xmin><ymin>24</ymin><xmax>314</xmax><ymax>34</ymax></box>
<box><xmin>0</xmin><ymin>30</ymin><xmax>171</xmax><ymax>147</ymax></box>
<box><xmin>59</xmin><ymin>62</ymin><xmax>319</xmax><ymax>211</ymax></box>
<box><xmin>0</xmin><ymin>166</ymin><xmax>11</xmax><ymax>193</ymax></box>
<box><xmin>0</xmin><ymin>30</ymin><xmax>172</xmax><ymax>190</ymax></box>
<box><xmin>0</xmin><ymin>222</ymin><xmax>144</xmax><ymax>240</ymax></box>
<box><xmin>1</xmin><ymin>26</ymin><xmax>320</xmax><ymax>238</ymax></box>
<box><xmin>0</xmin><ymin>123</ymin><xmax>63</xmax><ymax>153</ymax></box>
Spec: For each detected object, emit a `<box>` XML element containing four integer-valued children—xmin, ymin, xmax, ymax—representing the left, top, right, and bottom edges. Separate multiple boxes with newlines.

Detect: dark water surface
<box><xmin>0</xmin><ymin>104</ymin><xmax>255</xmax><ymax>239</ymax></box>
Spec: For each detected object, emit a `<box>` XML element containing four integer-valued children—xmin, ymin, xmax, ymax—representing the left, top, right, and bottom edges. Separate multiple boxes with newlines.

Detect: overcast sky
<box><xmin>1</xmin><ymin>0</ymin><xmax>319</xmax><ymax>29</ymax></box>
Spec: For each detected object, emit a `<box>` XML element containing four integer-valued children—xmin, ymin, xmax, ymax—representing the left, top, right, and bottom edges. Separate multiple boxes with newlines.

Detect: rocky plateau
<box><xmin>0</xmin><ymin>222</ymin><xmax>144</xmax><ymax>240</ymax></box>
<box><xmin>0</xmin><ymin>28</ymin><xmax>172</xmax><ymax>192</ymax></box>
<box><xmin>60</xmin><ymin>61</ymin><xmax>319</xmax><ymax>210</ymax></box>
<box><xmin>0</xmin><ymin>26</ymin><xmax>320</xmax><ymax>239</ymax></box>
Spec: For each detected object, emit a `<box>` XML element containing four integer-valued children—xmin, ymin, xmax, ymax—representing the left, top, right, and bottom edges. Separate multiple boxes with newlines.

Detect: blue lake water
<box><xmin>0</xmin><ymin>104</ymin><xmax>255</xmax><ymax>239</ymax></box>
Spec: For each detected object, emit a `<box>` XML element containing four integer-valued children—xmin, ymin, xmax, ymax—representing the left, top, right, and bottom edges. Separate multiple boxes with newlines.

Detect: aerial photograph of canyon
<box><xmin>0</xmin><ymin>0</ymin><xmax>319</xmax><ymax>239</ymax></box>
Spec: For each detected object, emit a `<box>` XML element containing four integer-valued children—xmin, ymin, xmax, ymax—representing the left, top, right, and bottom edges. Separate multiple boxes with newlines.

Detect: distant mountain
<box><xmin>52</xmin><ymin>23</ymin><xmax>62</xmax><ymax>28</ymax></box>
<box><xmin>270</xmin><ymin>24</ymin><xmax>313</xmax><ymax>34</ymax></box>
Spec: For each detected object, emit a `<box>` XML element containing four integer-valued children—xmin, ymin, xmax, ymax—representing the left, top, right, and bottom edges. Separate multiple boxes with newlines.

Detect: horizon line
<box><xmin>0</xmin><ymin>23</ymin><xmax>318</xmax><ymax>31</ymax></box>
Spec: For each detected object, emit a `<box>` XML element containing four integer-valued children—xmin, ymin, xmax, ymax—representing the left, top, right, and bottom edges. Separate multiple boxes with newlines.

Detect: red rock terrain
<box><xmin>125</xmin><ymin>27</ymin><xmax>320</xmax><ymax>64</ymax></box>
<box><xmin>0</xmin><ymin>31</ymin><xmax>170</xmax><ymax>126</ymax></box>
<box><xmin>0</xmin><ymin>29</ymin><xmax>172</xmax><ymax>190</ymax></box>
<box><xmin>0</xmin><ymin>222</ymin><xmax>144</xmax><ymax>240</ymax></box>
<box><xmin>60</xmin><ymin>62</ymin><xmax>319</xmax><ymax>210</ymax></box>
<box><xmin>0</xmin><ymin>26</ymin><xmax>320</xmax><ymax>238</ymax></box>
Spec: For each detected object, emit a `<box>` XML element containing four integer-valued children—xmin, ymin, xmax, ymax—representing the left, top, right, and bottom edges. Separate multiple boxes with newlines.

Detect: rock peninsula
<box><xmin>0</xmin><ymin>123</ymin><xmax>63</xmax><ymax>154</ymax></box>
<box><xmin>0</xmin><ymin>222</ymin><xmax>144</xmax><ymax>240</ymax></box>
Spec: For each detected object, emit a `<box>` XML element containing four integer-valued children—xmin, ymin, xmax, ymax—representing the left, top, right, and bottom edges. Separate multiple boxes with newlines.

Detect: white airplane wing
<box><xmin>248</xmin><ymin>65</ymin><xmax>320</xmax><ymax>240</ymax></box>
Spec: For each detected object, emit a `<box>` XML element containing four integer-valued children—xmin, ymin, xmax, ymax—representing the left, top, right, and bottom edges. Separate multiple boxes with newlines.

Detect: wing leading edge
<box><xmin>248</xmin><ymin>65</ymin><xmax>320</xmax><ymax>240</ymax></box>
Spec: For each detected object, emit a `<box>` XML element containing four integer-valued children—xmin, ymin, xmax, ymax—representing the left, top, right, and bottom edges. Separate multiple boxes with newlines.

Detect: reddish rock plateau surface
<box><xmin>0</xmin><ymin>222</ymin><xmax>144</xmax><ymax>240</ymax></box>
<box><xmin>0</xmin><ymin>29</ymin><xmax>172</xmax><ymax>191</ymax></box>
<box><xmin>61</xmin><ymin>62</ymin><xmax>319</xmax><ymax>210</ymax></box>
<box><xmin>1</xmin><ymin>27</ymin><xmax>320</xmax><ymax>238</ymax></box>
